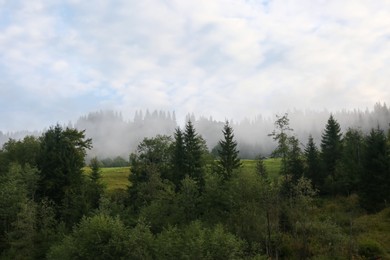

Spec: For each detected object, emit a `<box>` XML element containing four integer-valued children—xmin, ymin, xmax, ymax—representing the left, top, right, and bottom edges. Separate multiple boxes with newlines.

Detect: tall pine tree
<box><xmin>171</xmin><ymin>128</ymin><xmax>186</xmax><ymax>188</ymax></box>
<box><xmin>304</xmin><ymin>135</ymin><xmax>321</xmax><ymax>189</ymax></box>
<box><xmin>359</xmin><ymin>128</ymin><xmax>390</xmax><ymax>212</ymax></box>
<box><xmin>217</xmin><ymin>121</ymin><xmax>241</xmax><ymax>180</ymax></box>
<box><xmin>183</xmin><ymin>121</ymin><xmax>205</xmax><ymax>189</ymax></box>
<box><xmin>320</xmin><ymin>115</ymin><xmax>343</xmax><ymax>192</ymax></box>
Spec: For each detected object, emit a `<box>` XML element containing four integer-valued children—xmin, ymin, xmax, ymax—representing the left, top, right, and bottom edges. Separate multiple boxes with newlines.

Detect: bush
<box><xmin>358</xmin><ymin>238</ymin><xmax>384</xmax><ymax>259</ymax></box>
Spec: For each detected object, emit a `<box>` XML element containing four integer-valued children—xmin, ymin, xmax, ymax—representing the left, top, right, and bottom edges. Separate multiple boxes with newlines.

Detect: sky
<box><xmin>0</xmin><ymin>0</ymin><xmax>389</xmax><ymax>132</ymax></box>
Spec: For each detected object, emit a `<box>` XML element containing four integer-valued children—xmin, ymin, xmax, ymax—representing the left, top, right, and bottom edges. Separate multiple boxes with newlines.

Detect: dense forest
<box><xmin>0</xmin><ymin>111</ymin><xmax>389</xmax><ymax>259</ymax></box>
<box><xmin>1</xmin><ymin>103</ymin><xmax>390</xmax><ymax>160</ymax></box>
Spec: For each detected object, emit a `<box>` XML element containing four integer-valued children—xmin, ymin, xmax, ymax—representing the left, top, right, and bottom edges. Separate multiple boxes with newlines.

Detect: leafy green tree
<box><xmin>0</xmin><ymin>136</ymin><xmax>40</xmax><ymax>175</ymax></box>
<box><xmin>359</xmin><ymin>128</ymin><xmax>390</xmax><ymax>212</ymax></box>
<box><xmin>129</xmin><ymin>135</ymin><xmax>173</xmax><ymax>185</ymax></box>
<box><xmin>36</xmin><ymin>125</ymin><xmax>92</xmax><ymax>226</ymax></box>
<box><xmin>37</xmin><ymin>125</ymin><xmax>92</xmax><ymax>205</ymax></box>
<box><xmin>47</xmin><ymin>214</ymin><xmax>145</xmax><ymax>260</ymax></box>
<box><xmin>156</xmin><ymin>221</ymin><xmax>244</xmax><ymax>259</ymax></box>
<box><xmin>269</xmin><ymin>113</ymin><xmax>293</xmax><ymax>176</ymax></box>
<box><xmin>320</xmin><ymin>115</ymin><xmax>343</xmax><ymax>192</ymax></box>
<box><xmin>6</xmin><ymin>200</ymin><xmax>37</xmax><ymax>259</ymax></box>
<box><xmin>0</xmin><ymin>164</ymin><xmax>28</xmax><ymax>252</ymax></box>
<box><xmin>304</xmin><ymin>135</ymin><xmax>321</xmax><ymax>189</ymax></box>
<box><xmin>183</xmin><ymin>121</ymin><xmax>205</xmax><ymax>189</ymax></box>
<box><xmin>217</xmin><ymin>121</ymin><xmax>241</xmax><ymax>180</ymax></box>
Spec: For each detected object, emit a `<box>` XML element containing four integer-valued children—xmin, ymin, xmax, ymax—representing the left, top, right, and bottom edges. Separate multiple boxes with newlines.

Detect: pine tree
<box><xmin>286</xmin><ymin>136</ymin><xmax>304</xmax><ymax>182</ymax></box>
<box><xmin>217</xmin><ymin>121</ymin><xmax>241</xmax><ymax>180</ymax></box>
<box><xmin>171</xmin><ymin>128</ymin><xmax>186</xmax><ymax>188</ymax></box>
<box><xmin>359</xmin><ymin>128</ymin><xmax>390</xmax><ymax>212</ymax></box>
<box><xmin>304</xmin><ymin>135</ymin><xmax>321</xmax><ymax>189</ymax></box>
<box><xmin>320</xmin><ymin>115</ymin><xmax>343</xmax><ymax>189</ymax></box>
<box><xmin>255</xmin><ymin>155</ymin><xmax>268</xmax><ymax>179</ymax></box>
<box><xmin>336</xmin><ymin>128</ymin><xmax>363</xmax><ymax>195</ymax></box>
<box><xmin>89</xmin><ymin>157</ymin><xmax>101</xmax><ymax>183</ymax></box>
<box><xmin>183</xmin><ymin>121</ymin><xmax>204</xmax><ymax>188</ymax></box>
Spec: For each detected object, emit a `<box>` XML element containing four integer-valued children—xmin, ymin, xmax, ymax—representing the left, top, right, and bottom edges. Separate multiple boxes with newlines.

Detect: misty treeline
<box><xmin>1</xmin><ymin>102</ymin><xmax>390</xmax><ymax>160</ymax></box>
<box><xmin>0</xmin><ymin>111</ymin><xmax>389</xmax><ymax>259</ymax></box>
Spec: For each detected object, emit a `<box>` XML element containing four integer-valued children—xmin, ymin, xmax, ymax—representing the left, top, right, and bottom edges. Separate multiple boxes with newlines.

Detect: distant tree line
<box><xmin>1</xmin><ymin>103</ymin><xmax>389</xmax><ymax>159</ymax></box>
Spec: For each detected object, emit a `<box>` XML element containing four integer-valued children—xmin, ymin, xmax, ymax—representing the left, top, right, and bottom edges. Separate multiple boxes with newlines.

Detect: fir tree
<box><xmin>320</xmin><ymin>115</ymin><xmax>343</xmax><ymax>188</ymax></box>
<box><xmin>217</xmin><ymin>121</ymin><xmax>241</xmax><ymax>180</ymax></box>
<box><xmin>171</xmin><ymin>128</ymin><xmax>186</xmax><ymax>188</ymax></box>
<box><xmin>183</xmin><ymin>121</ymin><xmax>204</xmax><ymax>189</ymax></box>
<box><xmin>359</xmin><ymin>128</ymin><xmax>390</xmax><ymax>212</ymax></box>
<box><xmin>286</xmin><ymin>136</ymin><xmax>304</xmax><ymax>182</ymax></box>
<box><xmin>304</xmin><ymin>135</ymin><xmax>321</xmax><ymax>189</ymax></box>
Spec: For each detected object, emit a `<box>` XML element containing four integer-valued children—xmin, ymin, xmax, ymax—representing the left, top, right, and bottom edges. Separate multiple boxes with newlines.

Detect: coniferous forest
<box><xmin>0</xmin><ymin>110</ymin><xmax>390</xmax><ymax>259</ymax></box>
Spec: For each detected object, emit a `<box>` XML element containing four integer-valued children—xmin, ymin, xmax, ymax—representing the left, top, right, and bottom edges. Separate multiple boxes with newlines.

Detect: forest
<box><xmin>0</xmin><ymin>112</ymin><xmax>390</xmax><ymax>259</ymax></box>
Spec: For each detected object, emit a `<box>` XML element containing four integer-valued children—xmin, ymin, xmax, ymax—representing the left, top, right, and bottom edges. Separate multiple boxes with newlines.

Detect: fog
<box><xmin>1</xmin><ymin>103</ymin><xmax>389</xmax><ymax>159</ymax></box>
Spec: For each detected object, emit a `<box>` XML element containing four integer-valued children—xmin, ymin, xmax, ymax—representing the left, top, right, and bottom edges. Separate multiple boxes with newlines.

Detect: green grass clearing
<box><xmin>84</xmin><ymin>158</ymin><xmax>282</xmax><ymax>193</ymax></box>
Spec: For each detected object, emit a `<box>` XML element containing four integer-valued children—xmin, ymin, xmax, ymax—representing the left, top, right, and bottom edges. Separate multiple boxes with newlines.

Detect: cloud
<box><xmin>0</xmin><ymin>0</ymin><xmax>389</xmax><ymax>131</ymax></box>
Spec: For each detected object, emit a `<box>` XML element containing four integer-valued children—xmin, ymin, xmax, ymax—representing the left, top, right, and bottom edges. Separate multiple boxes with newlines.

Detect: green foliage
<box><xmin>183</xmin><ymin>121</ymin><xmax>206</xmax><ymax>189</ymax></box>
<box><xmin>6</xmin><ymin>200</ymin><xmax>37</xmax><ymax>259</ymax></box>
<box><xmin>37</xmin><ymin>125</ymin><xmax>92</xmax><ymax>212</ymax></box>
<box><xmin>320</xmin><ymin>114</ymin><xmax>343</xmax><ymax>192</ymax></box>
<box><xmin>358</xmin><ymin>238</ymin><xmax>384</xmax><ymax>259</ymax></box>
<box><xmin>129</xmin><ymin>135</ymin><xmax>173</xmax><ymax>185</ymax></box>
<box><xmin>286</xmin><ymin>136</ymin><xmax>304</xmax><ymax>182</ymax></box>
<box><xmin>0</xmin><ymin>136</ymin><xmax>40</xmax><ymax>174</ymax></box>
<box><xmin>171</xmin><ymin>128</ymin><xmax>186</xmax><ymax>188</ymax></box>
<box><xmin>359</xmin><ymin>128</ymin><xmax>390</xmax><ymax>212</ymax></box>
<box><xmin>217</xmin><ymin>121</ymin><xmax>241</xmax><ymax>180</ymax></box>
<box><xmin>334</xmin><ymin>128</ymin><xmax>364</xmax><ymax>195</ymax></box>
<box><xmin>255</xmin><ymin>155</ymin><xmax>268</xmax><ymax>179</ymax></box>
<box><xmin>269</xmin><ymin>113</ymin><xmax>293</xmax><ymax>176</ymax></box>
<box><xmin>156</xmin><ymin>221</ymin><xmax>245</xmax><ymax>259</ymax></box>
<box><xmin>47</xmin><ymin>214</ymin><xmax>131</xmax><ymax>260</ymax></box>
<box><xmin>304</xmin><ymin>135</ymin><xmax>321</xmax><ymax>189</ymax></box>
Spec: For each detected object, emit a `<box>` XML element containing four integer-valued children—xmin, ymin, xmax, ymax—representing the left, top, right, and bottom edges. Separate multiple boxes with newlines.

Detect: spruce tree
<box><xmin>217</xmin><ymin>121</ymin><xmax>241</xmax><ymax>180</ymax></box>
<box><xmin>336</xmin><ymin>128</ymin><xmax>363</xmax><ymax>195</ymax></box>
<box><xmin>286</xmin><ymin>136</ymin><xmax>304</xmax><ymax>182</ymax></box>
<box><xmin>359</xmin><ymin>128</ymin><xmax>390</xmax><ymax>212</ymax></box>
<box><xmin>171</xmin><ymin>128</ymin><xmax>186</xmax><ymax>188</ymax></box>
<box><xmin>304</xmin><ymin>135</ymin><xmax>321</xmax><ymax>189</ymax></box>
<box><xmin>320</xmin><ymin>115</ymin><xmax>343</xmax><ymax>188</ymax></box>
<box><xmin>183</xmin><ymin>121</ymin><xmax>204</xmax><ymax>188</ymax></box>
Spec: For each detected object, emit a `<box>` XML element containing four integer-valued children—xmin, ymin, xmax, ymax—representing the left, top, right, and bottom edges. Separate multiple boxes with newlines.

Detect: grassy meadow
<box><xmin>84</xmin><ymin>158</ymin><xmax>282</xmax><ymax>192</ymax></box>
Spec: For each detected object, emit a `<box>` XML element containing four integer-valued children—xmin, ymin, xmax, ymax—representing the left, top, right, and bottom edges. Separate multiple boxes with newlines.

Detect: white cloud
<box><xmin>0</xmin><ymin>0</ymin><xmax>390</xmax><ymax>131</ymax></box>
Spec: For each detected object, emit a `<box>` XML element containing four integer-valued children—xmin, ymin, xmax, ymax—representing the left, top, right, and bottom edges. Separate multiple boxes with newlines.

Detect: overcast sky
<box><xmin>1</xmin><ymin>0</ymin><xmax>389</xmax><ymax>132</ymax></box>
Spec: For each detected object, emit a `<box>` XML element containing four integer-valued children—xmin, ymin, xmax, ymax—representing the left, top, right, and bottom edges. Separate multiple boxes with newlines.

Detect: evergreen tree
<box><xmin>255</xmin><ymin>155</ymin><xmax>268</xmax><ymax>179</ymax></box>
<box><xmin>304</xmin><ymin>135</ymin><xmax>321</xmax><ymax>189</ymax></box>
<box><xmin>89</xmin><ymin>157</ymin><xmax>101</xmax><ymax>183</ymax></box>
<box><xmin>171</xmin><ymin>128</ymin><xmax>186</xmax><ymax>188</ymax></box>
<box><xmin>287</xmin><ymin>136</ymin><xmax>304</xmax><ymax>182</ymax></box>
<box><xmin>183</xmin><ymin>121</ymin><xmax>205</xmax><ymax>189</ymax></box>
<box><xmin>36</xmin><ymin>125</ymin><xmax>92</xmax><ymax>226</ymax></box>
<box><xmin>335</xmin><ymin>128</ymin><xmax>363</xmax><ymax>195</ymax></box>
<box><xmin>359</xmin><ymin>128</ymin><xmax>390</xmax><ymax>212</ymax></box>
<box><xmin>217</xmin><ymin>121</ymin><xmax>241</xmax><ymax>180</ymax></box>
<box><xmin>320</xmin><ymin>115</ymin><xmax>343</xmax><ymax>191</ymax></box>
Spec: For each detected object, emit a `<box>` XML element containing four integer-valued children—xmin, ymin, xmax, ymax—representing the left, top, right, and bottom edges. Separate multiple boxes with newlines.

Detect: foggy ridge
<box><xmin>1</xmin><ymin>103</ymin><xmax>389</xmax><ymax>159</ymax></box>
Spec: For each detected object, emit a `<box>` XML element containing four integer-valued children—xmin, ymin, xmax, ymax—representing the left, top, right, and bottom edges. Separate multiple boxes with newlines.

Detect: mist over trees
<box><xmin>1</xmin><ymin>103</ymin><xmax>389</xmax><ymax>160</ymax></box>
<box><xmin>1</xmin><ymin>109</ymin><xmax>390</xmax><ymax>258</ymax></box>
